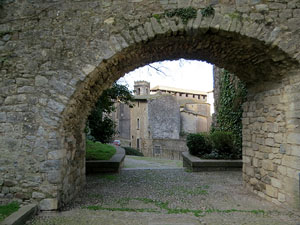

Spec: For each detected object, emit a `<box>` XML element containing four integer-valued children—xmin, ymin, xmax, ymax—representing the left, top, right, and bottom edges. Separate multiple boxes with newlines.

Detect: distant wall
<box><xmin>148</xmin><ymin>95</ymin><xmax>180</xmax><ymax>139</ymax></box>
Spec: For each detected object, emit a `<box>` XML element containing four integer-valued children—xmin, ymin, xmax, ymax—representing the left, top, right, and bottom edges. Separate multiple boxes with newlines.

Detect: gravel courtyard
<box><xmin>29</xmin><ymin>157</ymin><xmax>300</xmax><ymax>225</ymax></box>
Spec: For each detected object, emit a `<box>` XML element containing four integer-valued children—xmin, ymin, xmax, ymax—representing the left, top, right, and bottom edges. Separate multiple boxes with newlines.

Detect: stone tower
<box><xmin>134</xmin><ymin>81</ymin><xmax>150</xmax><ymax>96</ymax></box>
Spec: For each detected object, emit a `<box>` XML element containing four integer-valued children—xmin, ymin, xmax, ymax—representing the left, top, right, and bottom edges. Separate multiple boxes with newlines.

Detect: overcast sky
<box><xmin>117</xmin><ymin>59</ymin><xmax>214</xmax><ymax>92</ymax></box>
<box><xmin>117</xmin><ymin>59</ymin><xmax>214</xmax><ymax>114</ymax></box>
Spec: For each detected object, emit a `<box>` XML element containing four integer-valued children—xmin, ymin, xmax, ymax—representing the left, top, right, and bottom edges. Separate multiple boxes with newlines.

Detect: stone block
<box><xmin>47</xmin><ymin>171</ymin><xmax>62</xmax><ymax>184</ymax></box>
<box><xmin>274</xmin><ymin>133</ymin><xmax>283</xmax><ymax>143</ymax></box>
<box><xmin>286</xmin><ymin>167</ymin><xmax>297</xmax><ymax>178</ymax></box>
<box><xmin>39</xmin><ymin>198</ymin><xmax>58</xmax><ymax>211</ymax></box>
<box><xmin>262</xmin><ymin>160</ymin><xmax>273</xmax><ymax>171</ymax></box>
<box><xmin>245</xmin><ymin>165</ymin><xmax>255</xmax><ymax>176</ymax></box>
<box><xmin>48</xmin><ymin>151</ymin><xmax>64</xmax><ymax>160</ymax></box>
<box><xmin>282</xmin><ymin>155</ymin><xmax>300</xmax><ymax>170</ymax></box>
<box><xmin>271</xmin><ymin>178</ymin><xmax>281</xmax><ymax>189</ymax></box>
<box><xmin>265</xmin><ymin>138</ymin><xmax>274</xmax><ymax>147</ymax></box>
<box><xmin>278</xmin><ymin>193</ymin><xmax>286</xmax><ymax>202</ymax></box>
<box><xmin>252</xmin><ymin>158</ymin><xmax>261</xmax><ymax>168</ymax></box>
<box><xmin>40</xmin><ymin>160</ymin><xmax>61</xmax><ymax>172</ymax></box>
<box><xmin>243</xmin><ymin>156</ymin><xmax>251</xmax><ymax>164</ymax></box>
<box><xmin>287</xmin><ymin>133</ymin><xmax>300</xmax><ymax>145</ymax></box>
<box><xmin>35</xmin><ymin>75</ymin><xmax>48</xmax><ymax>86</ymax></box>
<box><xmin>265</xmin><ymin>184</ymin><xmax>278</xmax><ymax>198</ymax></box>
<box><xmin>32</xmin><ymin>192</ymin><xmax>45</xmax><ymax>199</ymax></box>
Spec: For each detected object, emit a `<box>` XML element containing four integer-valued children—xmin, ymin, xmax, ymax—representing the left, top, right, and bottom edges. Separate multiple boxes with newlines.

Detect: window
<box><xmin>153</xmin><ymin>145</ymin><xmax>161</xmax><ymax>157</ymax></box>
<box><xmin>137</xmin><ymin>88</ymin><xmax>140</xmax><ymax>95</ymax></box>
<box><xmin>137</xmin><ymin>138</ymin><xmax>140</xmax><ymax>149</ymax></box>
<box><xmin>137</xmin><ymin>118</ymin><xmax>140</xmax><ymax>129</ymax></box>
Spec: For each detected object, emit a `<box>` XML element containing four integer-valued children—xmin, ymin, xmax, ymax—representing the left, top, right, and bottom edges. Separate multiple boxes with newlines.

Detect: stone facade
<box><xmin>128</xmin><ymin>81</ymin><xmax>211</xmax><ymax>159</ymax></box>
<box><xmin>111</xmin><ymin>102</ymin><xmax>131</xmax><ymax>147</ymax></box>
<box><xmin>0</xmin><ymin>0</ymin><xmax>299</xmax><ymax>210</ymax></box>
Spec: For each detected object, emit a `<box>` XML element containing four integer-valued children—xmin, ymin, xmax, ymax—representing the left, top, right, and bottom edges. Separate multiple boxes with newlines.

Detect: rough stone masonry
<box><xmin>0</xmin><ymin>0</ymin><xmax>299</xmax><ymax>210</ymax></box>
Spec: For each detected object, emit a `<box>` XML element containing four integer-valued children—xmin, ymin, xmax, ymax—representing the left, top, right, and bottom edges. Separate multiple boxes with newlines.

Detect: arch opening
<box><xmin>58</xmin><ymin>28</ymin><xmax>299</xmax><ymax>209</ymax></box>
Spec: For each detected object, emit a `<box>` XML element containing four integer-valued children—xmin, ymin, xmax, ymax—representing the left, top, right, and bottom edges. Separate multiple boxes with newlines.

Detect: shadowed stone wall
<box><xmin>0</xmin><ymin>0</ymin><xmax>299</xmax><ymax>210</ymax></box>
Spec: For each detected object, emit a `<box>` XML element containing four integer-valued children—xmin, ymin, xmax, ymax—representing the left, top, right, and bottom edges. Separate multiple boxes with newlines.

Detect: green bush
<box><xmin>186</xmin><ymin>131</ymin><xmax>240</xmax><ymax>159</ymax></box>
<box><xmin>210</xmin><ymin>131</ymin><xmax>234</xmax><ymax>155</ymax></box>
<box><xmin>86</xmin><ymin>140</ymin><xmax>116</xmax><ymax>160</ymax></box>
<box><xmin>186</xmin><ymin>133</ymin><xmax>212</xmax><ymax>156</ymax></box>
<box><xmin>123</xmin><ymin>147</ymin><xmax>144</xmax><ymax>156</ymax></box>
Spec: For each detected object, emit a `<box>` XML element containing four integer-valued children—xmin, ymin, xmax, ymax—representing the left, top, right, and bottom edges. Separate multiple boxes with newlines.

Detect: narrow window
<box><xmin>137</xmin><ymin>88</ymin><xmax>140</xmax><ymax>95</ymax></box>
<box><xmin>137</xmin><ymin>118</ymin><xmax>140</xmax><ymax>130</ymax></box>
<box><xmin>137</xmin><ymin>138</ymin><xmax>140</xmax><ymax>149</ymax></box>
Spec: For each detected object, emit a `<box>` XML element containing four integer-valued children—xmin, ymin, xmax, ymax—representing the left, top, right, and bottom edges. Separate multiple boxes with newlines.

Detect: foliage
<box><xmin>186</xmin><ymin>133</ymin><xmax>212</xmax><ymax>156</ymax></box>
<box><xmin>152</xmin><ymin>14</ymin><xmax>161</xmax><ymax>22</ymax></box>
<box><xmin>210</xmin><ymin>131</ymin><xmax>234</xmax><ymax>155</ymax></box>
<box><xmin>123</xmin><ymin>147</ymin><xmax>144</xmax><ymax>156</ymax></box>
<box><xmin>201</xmin><ymin>5</ymin><xmax>215</xmax><ymax>17</ymax></box>
<box><xmin>87</xmin><ymin>83</ymin><xmax>134</xmax><ymax>143</ymax></box>
<box><xmin>212</xmin><ymin>69</ymin><xmax>247</xmax><ymax>158</ymax></box>
<box><xmin>0</xmin><ymin>202</ymin><xmax>19</xmax><ymax>222</ymax></box>
<box><xmin>86</xmin><ymin>140</ymin><xmax>116</xmax><ymax>160</ymax></box>
<box><xmin>186</xmin><ymin>131</ymin><xmax>240</xmax><ymax>159</ymax></box>
<box><xmin>165</xmin><ymin>7</ymin><xmax>197</xmax><ymax>24</ymax></box>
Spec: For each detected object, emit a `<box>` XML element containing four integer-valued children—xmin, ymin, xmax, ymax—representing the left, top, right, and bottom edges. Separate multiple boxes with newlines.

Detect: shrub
<box><xmin>210</xmin><ymin>131</ymin><xmax>234</xmax><ymax>155</ymax></box>
<box><xmin>186</xmin><ymin>133</ymin><xmax>212</xmax><ymax>156</ymax></box>
<box><xmin>86</xmin><ymin>140</ymin><xmax>116</xmax><ymax>160</ymax></box>
<box><xmin>123</xmin><ymin>147</ymin><xmax>144</xmax><ymax>156</ymax></box>
<box><xmin>186</xmin><ymin>131</ymin><xmax>240</xmax><ymax>159</ymax></box>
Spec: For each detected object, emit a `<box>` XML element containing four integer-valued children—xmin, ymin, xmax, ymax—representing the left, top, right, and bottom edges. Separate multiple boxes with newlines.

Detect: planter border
<box><xmin>86</xmin><ymin>146</ymin><xmax>125</xmax><ymax>173</ymax></box>
<box><xmin>182</xmin><ymin>152</ymin><xmax>242</xmax><ymax>172</ymax></box>
<box><xmin>1</xmin><ymin>204</ymin><xmax>37</xmax><ymax>225</ymax></box>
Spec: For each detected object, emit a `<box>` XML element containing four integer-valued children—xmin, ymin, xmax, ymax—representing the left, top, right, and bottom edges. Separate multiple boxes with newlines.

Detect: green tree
<box><xmin>87</xmin><ymin>83</ymin><xmax>134</xmax><ymax>143</ymax></box>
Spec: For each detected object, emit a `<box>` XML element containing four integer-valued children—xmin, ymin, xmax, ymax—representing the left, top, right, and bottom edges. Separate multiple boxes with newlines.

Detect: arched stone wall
<box><xmin>0</xmin><ymin>0</ymin><xmax>299</xmax><ymax>210</ymax></box>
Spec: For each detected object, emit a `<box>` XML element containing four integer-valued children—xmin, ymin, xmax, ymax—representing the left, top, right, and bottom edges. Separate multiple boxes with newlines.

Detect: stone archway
<box><xmin>0</xmin><ymin>0</ymin><xmax>299</xmax><ymax>210</ymax></box>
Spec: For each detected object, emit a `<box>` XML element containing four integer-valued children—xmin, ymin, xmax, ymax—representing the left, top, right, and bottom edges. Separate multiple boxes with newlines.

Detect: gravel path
<box><xmin>28</xmin><ymin>157</ymin><xmax>300</xmax><ymax>225</ymax></box>
<box><xmin>123</xmin><ymin>156</ymin><xmax>183</xmax><ymax>169</ymax></box>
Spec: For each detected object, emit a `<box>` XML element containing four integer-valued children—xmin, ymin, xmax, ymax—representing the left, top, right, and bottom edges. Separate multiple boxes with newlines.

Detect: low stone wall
<box><xmin>182</xmin><ymin>152</ymin><xmax>242</xmax><ymax>172</ymax></box>
<box><xmin>142</xmin><ymin>138</ymin><xmax>188</xmax><ymax>160</ymax></box>
<box><xmin>86</xmin><ymin>146</ymin><xmax>125</xmax><ymax>174</ymax></box>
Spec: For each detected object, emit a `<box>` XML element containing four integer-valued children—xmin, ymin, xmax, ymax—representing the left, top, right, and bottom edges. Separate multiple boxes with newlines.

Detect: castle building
<box><xmin>113</xmin><ymin>81</ymin><xmax>211</xmax><ymax>159</ymax></box>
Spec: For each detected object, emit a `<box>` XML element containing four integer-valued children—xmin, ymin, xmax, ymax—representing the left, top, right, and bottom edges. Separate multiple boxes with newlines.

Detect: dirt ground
<box><xmin>28</xmin><ymin>156</ymin><xmax>300</xmax><ymax>225</ymax></box>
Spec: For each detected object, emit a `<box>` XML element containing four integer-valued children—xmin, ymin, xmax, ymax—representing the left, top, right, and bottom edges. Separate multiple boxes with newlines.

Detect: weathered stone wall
<box><xmin>130</xmin><ymin>100</ymin><xmax>149</xmax><ymax>151</ymax></box>
<box><xmin>112</xmin><ymin>102</ymin><xmax>131</xmax><ymax>141</ymax></box>
<box><xmin>181</xmin><ymin>111</ymin><xmax>209</xmax><ymax>133</ymax></box>
<box><xmin>0</xmin><ymin>0</ymin><xmax>299</xmax><ymax>210</ymax></box>
<box><xmin>148</xmin><ymin>95</ymin><xmax>181</xmax><ymax>139</ymax></box>
<box><xmin>243</xmin><ymin>70</ymin><xmax>300</xmax><ymax>207</ymax></box>
<box><xmin>152</xmin><ymin>138</ymin><xmax>188</xmax><ymax>160</ymax></box>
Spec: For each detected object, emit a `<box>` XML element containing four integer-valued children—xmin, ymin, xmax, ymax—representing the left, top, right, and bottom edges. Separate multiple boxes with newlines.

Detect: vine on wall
<box><xmin>213</xmin><ymin>69</ymin><xmax>247</xmax><ymax>157</ymax></box>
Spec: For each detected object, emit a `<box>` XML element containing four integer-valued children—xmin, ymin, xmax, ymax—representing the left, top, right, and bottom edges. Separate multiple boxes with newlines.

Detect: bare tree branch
<box><xmin>147</xmin><ymin>64</ymin><xmax>168</xmax><ymax>76</ymax></box>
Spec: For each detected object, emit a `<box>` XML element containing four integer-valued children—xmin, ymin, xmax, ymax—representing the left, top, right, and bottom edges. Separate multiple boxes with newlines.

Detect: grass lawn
<box><xmin>0</xmin><ymin>202</ymin><xmax>20</xmax><ymax>222</ymax></box>
<box><xmin>86</xmin><ymin>140</ymin><xmax>116</xmax><ymax>160</ymax></box>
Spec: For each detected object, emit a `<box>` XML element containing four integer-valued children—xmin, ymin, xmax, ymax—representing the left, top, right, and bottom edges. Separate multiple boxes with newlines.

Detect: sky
<box><xmin>117</xmin><ymin>59</ymin><xmax>215</xmax><ymax>114</ymax></box>
<box><xmin>117</xmin><ymin>59</ymin><xmax>214</xmax><ymax>92</ymax></box>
